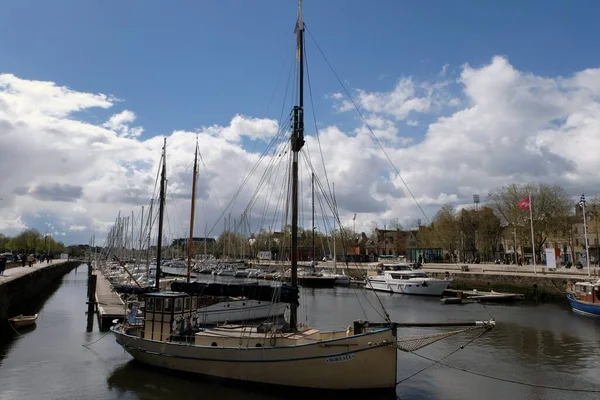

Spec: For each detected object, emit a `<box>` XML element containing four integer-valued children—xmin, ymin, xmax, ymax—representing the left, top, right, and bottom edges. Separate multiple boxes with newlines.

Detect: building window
<box><xmin>576</xmin><ymin>239</ymin><xmax>579</xmax><ymax>246</ymax></box>
<box><xmin>575</xmin><ymin>228</ymin><xmax>578</xmax><ymax>234</ymax></box>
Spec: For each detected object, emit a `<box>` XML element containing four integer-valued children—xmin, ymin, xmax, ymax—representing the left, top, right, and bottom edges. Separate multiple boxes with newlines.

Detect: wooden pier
<box><xmin>94</xmin><ymin>270</ymin><xmax>124</xmax><ymax>330</ymax></box>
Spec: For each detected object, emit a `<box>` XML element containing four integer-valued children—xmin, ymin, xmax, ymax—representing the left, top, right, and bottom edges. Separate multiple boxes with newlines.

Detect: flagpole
<box><xmin>581</xmin><ymin>190</ymin><xmax>591</xmax><ymax>277</ymax></box>
<box><xmin>529</xmin><ymin>192</ymin><xmax>536</xmax><ymax>274</ymax></box>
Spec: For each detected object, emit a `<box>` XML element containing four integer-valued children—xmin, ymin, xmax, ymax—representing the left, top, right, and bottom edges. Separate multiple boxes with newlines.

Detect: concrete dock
<box><xmin>0</xmin><ymin>259</ymin><xmax>79</xmax><ymax>320</ymax></box>
<box><xmin>94</xmin><ymin>270</ymin><xmax>125</xmax><ymax>330</ymax></box>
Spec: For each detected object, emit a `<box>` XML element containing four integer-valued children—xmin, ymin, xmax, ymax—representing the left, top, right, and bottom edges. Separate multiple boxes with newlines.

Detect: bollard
<box><xmin>86</xmin><ymin>274</ymin><xmax>97</xmax><ymax>332</ymax></box>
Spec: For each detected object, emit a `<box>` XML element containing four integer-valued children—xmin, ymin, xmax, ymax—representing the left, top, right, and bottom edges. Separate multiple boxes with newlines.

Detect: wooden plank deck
<box><xmin>95</xmin><ymin>270</ymin><xmax>124</xmax><ymax>330</ymax></box>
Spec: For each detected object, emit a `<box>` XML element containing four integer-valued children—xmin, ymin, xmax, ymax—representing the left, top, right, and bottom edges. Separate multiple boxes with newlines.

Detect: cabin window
<box><xmin>184</xmin><ymin>297</ymin><xmax>190</xmax><ymax>310</ymax></box>
<box><xmin>191</xmin><ymin>296</ymin><xmax>198</xmax><ymax>309</ymax></box>
<box><xmin>155</xmin><ymin>298</ymin><xmax>163</xmax><ymax>313</ymax></box>
<box><xmin>164</xmin><ymin>298</ymin><xmax>172</xmax><ymax>312</ymax></box>
<box><xmin>146</xmin><ymin>297</ymin><xmax>154</xmax><ymax>312</ymax></box>
<box><xmin>211</xmin><ymin>342</ymin><xmax>218</xmax><ymax>347</ymax></box>
<box><xmin>390</xmin><ymin>273</ymin><xmax>402</xmax><ymax>279</ymax></box>
<box><xmin>175</xmin><ymin>298</ymin><xmax>182</xmax><ymax>312</ymax></box>
<box><xmin>255</xmin><ymin>343</ymin><xmax>263</xmax><ymax>348</ymax></box>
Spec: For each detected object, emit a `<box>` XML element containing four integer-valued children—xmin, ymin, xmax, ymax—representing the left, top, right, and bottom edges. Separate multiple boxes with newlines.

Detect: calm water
<box><xmin>1</xmin><ymin>267</ymin><xmax>599</xmax><ymax>400</ymax></box>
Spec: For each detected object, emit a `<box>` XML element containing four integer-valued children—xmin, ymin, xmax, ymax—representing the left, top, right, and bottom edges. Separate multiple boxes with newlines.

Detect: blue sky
<box><xmin>2</xmin><ymin>0</ymin><xmax>600</xmax><ymax>245</ymax></box>
<box><xmin>2</xmin><ymin>0</ymin><xmax>599</xmax><ymax>138</ymax></box>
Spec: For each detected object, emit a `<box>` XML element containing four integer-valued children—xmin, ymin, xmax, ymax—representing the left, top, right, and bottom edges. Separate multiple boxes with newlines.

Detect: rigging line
<box><xmin>205</xmin><ymin>116</ymin><xmax>292</xmax><ymax>238</ymax></box>
<box><xmin>257</xmin><ymin>143</ymin><xmax>289</xmax><ymax>232</ymax></box>
<box><xmin>196</xmin><ymin>143</ymin><xmax>223</xmax><ymax>211</ymax></box>
<box><xmin>256</xmin><ymin>149</ymin><xmax>280</xmax><ymax>233</ymax></box>
<box><xmin>304</xmin><ymin>25</ymin><xmax>433</xmax><ymax>229</ymax></box>
<box><xmin>219</xmin><ymin>117</ymin><xmax>292</xmax><ymax>227</ymax></box>
<box><xmin>306</xmin><ymin>27</ymin><xmax>466</xmax><ymax>265</ymax></box>
<box><xmin>257</xmin><ymin>127</ymin><xmax>293</xmax><ymax>229</ymax></box>
<box><xmin>271</xmin><ymin>146</ymin><xmax>292</xmax><ymax>237</ymax></box>
<box><xmin>408</xmin><ymin>346</ymin><xmax>600</xmax><ymax>393</ymax></box>
<box><xmin>304</xmin><ymin>33</ymin><xmax>334</xmax><ymax>206</ymax></box>
<box><xmin>244</xmin><ymin>133</ymin><xmax>291</xmax><ymax>216</ymax></box>
<box><xmin>243</xmin><ymin>146</ymin><xmax>290</xmax><ymax>237</ymax></box>
<box><xmin>240</xmin><ymin>50</ymin><xmax>295</xmax><ymax>185</ymax></box>
<box><xmin>298</xmin><ymin>166</ymin><xmax>389</xmax><ymax>322</ymax></box>
<box><xmin>397</xmin><ymin>324</ymin><xmax>492</xmax><ymax>386</ymax></box>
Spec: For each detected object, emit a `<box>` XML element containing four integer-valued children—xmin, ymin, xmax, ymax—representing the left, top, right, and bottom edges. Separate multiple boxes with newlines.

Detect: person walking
<box><xmin>0</xmin><ymin>254</ymin><xmax>6</xmax><ymax>276</ymax></box>
<box><xmin>27</xmin><ymin>254</ymin><xmax>35</xmax><ymax>267</ymax></box>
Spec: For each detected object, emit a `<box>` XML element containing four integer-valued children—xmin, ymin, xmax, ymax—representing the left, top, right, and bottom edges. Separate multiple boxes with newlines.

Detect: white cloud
<box><xmin>205</xmin><ymin>114</ymin><xmax>278</xmax><ymax>143</ymax></box>
<box><xmin>103</xmin><ymin>110</ymin><xmax>143</xmax><ymax>138</ymax></box>
<box><xmin>1</xmin><ymin>56</ymin><xmax>600</xmax><ymax>244</ymax></box>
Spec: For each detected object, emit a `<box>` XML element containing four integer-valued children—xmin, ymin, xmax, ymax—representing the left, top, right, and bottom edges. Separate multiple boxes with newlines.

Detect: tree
<box><xmin>429</xmin><ymin>205</ymin><xmax>460</xmax><ymax>260</ymax></box>
<box><xmin>488</xmin><ymin>183</ymin><xmax>572</xmax><ymax>263</ymax></box>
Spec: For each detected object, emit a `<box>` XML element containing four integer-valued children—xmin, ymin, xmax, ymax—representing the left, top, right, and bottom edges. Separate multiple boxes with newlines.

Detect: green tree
<box><xmin>488</xmin><ymin>183</ymin><xmax>572</xmax><ymax>262</ymax></box>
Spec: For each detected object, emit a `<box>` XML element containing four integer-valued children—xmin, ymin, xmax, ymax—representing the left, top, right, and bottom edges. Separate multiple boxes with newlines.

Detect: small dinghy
<box><xmin>9</xmin><ymin>314</ymin><xmax>38</xmax><ymax>328</ymax></box>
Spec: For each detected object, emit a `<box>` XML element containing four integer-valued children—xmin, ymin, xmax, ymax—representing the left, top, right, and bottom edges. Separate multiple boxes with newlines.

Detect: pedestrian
<box><xmin>27</xmin><ymin>253</ymin><xmax>35</xmax><ymax>267</ymax></box>
<box><xmin>0</xmin><ymin>254</ymin><xmax>6</xmax><ymax>276</ymax></box>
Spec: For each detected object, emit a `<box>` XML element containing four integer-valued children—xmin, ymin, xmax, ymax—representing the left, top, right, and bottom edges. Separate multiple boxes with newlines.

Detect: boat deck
<box><xmin>95</xmin><ymin>270</ymin><xmax>125</xmax><ymax>330</ymax></box>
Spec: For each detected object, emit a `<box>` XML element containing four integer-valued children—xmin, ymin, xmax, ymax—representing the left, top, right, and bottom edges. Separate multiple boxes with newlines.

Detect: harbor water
<box><xmin>0</xmin><ymin>267</ymin><xmax>599</xmax><ymax>400</ymax></box>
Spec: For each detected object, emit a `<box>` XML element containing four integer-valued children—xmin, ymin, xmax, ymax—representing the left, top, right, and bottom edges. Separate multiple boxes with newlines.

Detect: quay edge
<box><xmin>0</xmin><ymin>260</ymin><xmax>80</xmax><ymax>321</ymax></box>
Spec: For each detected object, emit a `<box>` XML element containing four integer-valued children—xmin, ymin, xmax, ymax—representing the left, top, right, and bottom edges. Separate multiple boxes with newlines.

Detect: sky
<box><xmin>1</xmin><ymin>0</ymin><xmax>600</xmax><ymax>246</ymax></box>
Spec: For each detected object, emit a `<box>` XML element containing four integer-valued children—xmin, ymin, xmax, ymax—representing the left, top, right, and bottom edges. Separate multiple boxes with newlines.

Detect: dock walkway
<box><xmin>94</xmin><ymin>270</ymin><xmax>124</xmax><ymax>330</ymax></box>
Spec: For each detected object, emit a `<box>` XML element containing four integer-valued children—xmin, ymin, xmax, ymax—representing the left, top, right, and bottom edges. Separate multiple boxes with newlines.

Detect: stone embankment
<box><xmin>0</xmin><ymin>259</ymin><xmax>80</xmax><ymax>320</ymax></box>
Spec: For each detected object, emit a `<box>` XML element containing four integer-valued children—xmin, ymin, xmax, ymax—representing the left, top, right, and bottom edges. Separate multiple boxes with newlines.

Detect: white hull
<box><xmin>198</xmin><ymin>300</ymin><xmax>288</xmax><ymax>324</ymax></box>
<box><xmin>367</xmin><ymin>278</ymin><xmax>450</xmax><ymax>296</ymax></box>
<box><xmin>112</xmin><ymin>326</ymin><xmax>397</xmax><ymax>391</ymax></box>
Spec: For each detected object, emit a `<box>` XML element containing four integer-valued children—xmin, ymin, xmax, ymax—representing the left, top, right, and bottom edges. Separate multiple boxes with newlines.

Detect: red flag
<box><xmin>517</xmin><ymin>196</ymin><xmax>530</xmax><ymax>211</ymax></box>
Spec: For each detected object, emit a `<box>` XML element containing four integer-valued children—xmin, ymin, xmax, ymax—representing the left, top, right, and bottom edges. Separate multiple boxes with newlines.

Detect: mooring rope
<box><xmin>396</xmin><ymin>325</ymin><xmax>491</xmax><ymax>385</ymax></box>
<box><xmin>82</xmin><ymin>330</ymin><xmax>112</xmax><ymax>348</ymax></box>
<box><xmin>409</xmin><ymin>351</ymin><xmax>600</xmax><ymax>393</ymax></box>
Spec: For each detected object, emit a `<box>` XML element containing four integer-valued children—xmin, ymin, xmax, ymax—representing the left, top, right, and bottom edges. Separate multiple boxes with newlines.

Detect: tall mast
<box><xmin>290</xmin><ymin>0</ymin><xmax>305</xmax><ymax>331</ymax></box>
<box><xmin>155</xmin><ymin>138</ymin><xmax>167</xmax><ymax>289</ymax></box>
<box><xmin>139</xmin><ymin>206</ymin><xmax>144</xmax><ymax>263</ymax></box>
<box><xmin>333</xmin><ymin>182</ymin><xmax>337</xmax><ymax>273</ymax></box>
<box><xmin>131</xmin><ymin>210</ymin><xmax>134</xmax><ymax>260</ymax></box>
<box><xmin>187</xmin><ymin>140</ymin><xmax>199</xmax><ymax>283</ymax></box>
<box><xmin>312</xmin><ymin>172</ymin><xmax>315</xmax><ymax>266</ymax></box>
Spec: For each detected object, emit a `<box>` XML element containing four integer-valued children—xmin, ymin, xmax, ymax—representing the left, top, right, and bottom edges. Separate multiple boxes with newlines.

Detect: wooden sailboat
<box><xmin>111</xmin><ymin>1</ymin><xmax>494</xmax><ymax>393</ymax></box>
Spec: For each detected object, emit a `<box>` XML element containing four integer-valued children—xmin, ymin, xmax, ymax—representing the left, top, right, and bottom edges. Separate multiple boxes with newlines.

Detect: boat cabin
<box><xmin>384</xmin><ymin>270</ymin><xmax>428</xmax><ymax>280</ymax></box>
<box><xmin>142</xmin><ymin>292</ymin><xmax>198</xmax><ymax>341</ymax></box>
<box><xmin>570</xmin><ymin>282</ymin><xmax>600</xmax><ymax>305</ymax></box>
<box><xmin>381</xmin><ymin>263</ymin><xmax>414</xmax><ymax>271</ymax></box>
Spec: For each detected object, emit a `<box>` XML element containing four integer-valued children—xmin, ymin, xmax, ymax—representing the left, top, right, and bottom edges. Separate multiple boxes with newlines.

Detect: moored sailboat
<box><xmin>111</xmin><ymin>1</ymin><xmax>495</xmax><ymax>393</ymax></box>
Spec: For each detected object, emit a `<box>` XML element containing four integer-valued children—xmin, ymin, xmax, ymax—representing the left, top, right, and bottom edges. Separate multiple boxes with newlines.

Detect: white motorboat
<box><xmin>367</xmin><ymin>266</ymin><xmax>451</xmax><ymax>296</ymax></box>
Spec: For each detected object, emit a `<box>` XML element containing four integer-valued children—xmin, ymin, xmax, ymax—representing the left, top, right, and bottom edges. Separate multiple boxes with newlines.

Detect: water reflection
<box><xmin>107</xmin><ymin>360</ymin><xmax>397</xmax><ymax>400</ymax></box>
<box><xmin>0</xmin><ymin>269</ymin><xmax>599</xmax><ymax>400</ymax></box>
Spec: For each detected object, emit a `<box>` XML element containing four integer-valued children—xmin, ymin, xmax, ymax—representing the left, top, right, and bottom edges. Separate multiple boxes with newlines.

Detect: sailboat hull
<box><xmin>112</xmin><ymin>326</ymin><xmax>397</xmax><ymax>391</ymax></box>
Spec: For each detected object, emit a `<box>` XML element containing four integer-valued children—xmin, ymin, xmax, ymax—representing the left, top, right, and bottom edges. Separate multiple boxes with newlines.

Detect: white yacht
<box><xmin>366</xmin><ymin>264</ymin><xmax>451</xmax><ymax>296</ymax></box>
